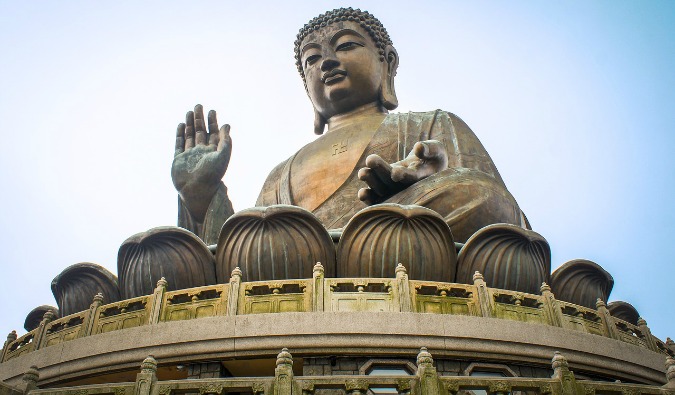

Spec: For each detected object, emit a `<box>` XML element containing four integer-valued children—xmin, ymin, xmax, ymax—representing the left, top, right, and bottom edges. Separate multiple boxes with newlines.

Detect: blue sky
<box><xmin>0</xmin><ymin>1</ymin><xmax>673</xmax><ymax>342</ymax></box>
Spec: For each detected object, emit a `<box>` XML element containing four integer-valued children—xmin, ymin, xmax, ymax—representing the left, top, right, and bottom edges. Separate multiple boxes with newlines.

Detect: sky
<box><xmin>0</xmin><ymin>1</ymin><xmax>673</xmax><ymax>342</ymax></box>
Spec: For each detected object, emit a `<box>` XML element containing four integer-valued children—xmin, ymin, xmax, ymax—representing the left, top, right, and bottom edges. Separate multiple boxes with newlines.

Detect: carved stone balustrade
<box><xmin>2</xmin><ymin>267</ymin><xmax>671</xmax><ymax>367</ymax></box>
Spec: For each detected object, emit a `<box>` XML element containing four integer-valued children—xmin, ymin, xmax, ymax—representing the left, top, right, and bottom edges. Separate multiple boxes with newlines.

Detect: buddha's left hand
<box><xmin>357</xmin><ymin>140</ymin><xmax>448</xmax><ymax>205</ymax></box>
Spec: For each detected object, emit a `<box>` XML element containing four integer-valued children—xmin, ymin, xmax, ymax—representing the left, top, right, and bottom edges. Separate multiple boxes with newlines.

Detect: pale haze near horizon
<box><xmin>0</xmin><ymin>1</ymin><xmax>673</xmax><ymax>342</ymax></box>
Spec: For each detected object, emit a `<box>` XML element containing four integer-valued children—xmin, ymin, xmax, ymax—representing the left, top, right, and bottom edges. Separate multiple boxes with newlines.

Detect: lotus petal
<box><xmin>215</xmin><ymin>205</ymin><xmax>336</xmax><ymax>282</ymax></box>
<box><xmin>607</xmin><ymin>301</ymin><xmax>639</xmax><ymax>325</ymax></box>
<box><xmin>456</xmin><ymin>224</ymin><xmax>550</xmax><ymax>294</ymax></box>
<box><xmin>550</xmin><ymin>259</ymin><xmax>614</xmax><ymax>309</ymax></box>
<box><xmin>51</xmin><ymin>263</ymin><xmax>120</xmax><ymax>316</ymax></box>
<box><xmin>118</xmin><ymin>226</ymin><xmax>216</xmax><ymax>299</ymax></box>
<box><xmin>23</xmin><ymin>305</ymin><xmax>59</xmax><ymax>332</ymax></box>
<box><xmin>337</xmin><ymin>204</ymin><xmax>456</xmax><ymax>281</ymax></box>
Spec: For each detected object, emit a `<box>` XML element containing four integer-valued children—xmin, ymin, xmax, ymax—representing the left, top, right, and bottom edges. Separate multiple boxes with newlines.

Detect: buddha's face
<box><xmin>300</xmin><ymin>21</ymin><xmax>384</xmax><ymax>119</ymax></box>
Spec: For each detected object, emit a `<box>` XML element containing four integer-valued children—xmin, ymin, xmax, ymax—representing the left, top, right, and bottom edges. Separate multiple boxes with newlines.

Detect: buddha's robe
<box><xmin>257</xmin><ymin>110</ymin><xmax>528</xmax><ymax>243</ymax></box>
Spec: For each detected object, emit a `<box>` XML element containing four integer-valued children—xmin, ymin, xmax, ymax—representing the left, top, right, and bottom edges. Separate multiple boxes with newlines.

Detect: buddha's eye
<box><xmin>336</xmin><ymin>41</ymin><xmax>363</xmax><ymax>51</ymax></box>
<box><xmin>305</xmin><ymin>54</ymin><xmax>320</xmax><ymax>67</ymax></box>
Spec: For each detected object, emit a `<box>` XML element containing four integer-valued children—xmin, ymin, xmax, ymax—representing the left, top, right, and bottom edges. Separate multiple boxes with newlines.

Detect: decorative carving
<box><xmin>251</xmin><ymin>382</ymin><xmax>266</xmax><ymax>394</ymax></box>
<box><xmin>22</xmin><ymin>365</ymin><xmax>39</xmax><ymax>387</ymax></box>
<box><xmin>416</xmin><ymin>347</ymin><xmax>434</xmax><ymax>366</ymax></box>
<box><xmin>198</xmin><ymin>383</ymin><xmax>224</xmax><ymax>395</ymax></box>
<box><xmin>445</xmin><ymin>381</ymin><xmax>460</xmax><ymax>394</ymax></box>
<box><xmin>397</xmin><ymin>379</ymin><xmax>412</xmax><ymax>391</ymax></box>
<box><xmin>140</xmin><ymin>355</ymin><xmax>157</xmax><ymax>373</ymax></box>
<box><xmin>456</xmin><ymin>224</ymin><xmax>550</xmax><ymax>294</ymax></box>
<box><xmin>157</xmin><ymin>385</ymin><xmax>172</xmax><ymax>395</ymax></box>
<box><xmin>215</xmin><ymin>205</ymin><xmax>336</xmax><ymax>282</ymax></box>
<box><xmin>488</xmin><ymin>381</ymin><xmax>511</xmax><ymax>395</ymax></box>
<box><xmin>607</xmin><ymin>301</ymin><xmax>640</xmax><ymax>325</ymax></box>
<box><xmin>345</xmin><ymin>378</ymin><xmax>368</xmax><ymax>392</ymax></box>
<box><xmin>51</xmin><ymin>262</ymin><xmax>120</xmax><ymax>317</ymax></box>
<box><xmin>276</xmin><ymin>347</ymin><xmax>293</xmax><ymax>366</ymax></box>
<box><xmin>337</xmin><ymin>204</ymin><xmax>456</xmax><ymax>281</ymax></box>
<box><xmin>550</xmin><ymin>259</ymin><xmax>614</xmax><ymax>309</ymax></box>
<box><xmin>24</xmin><ymin>305</ymin><xmax>59</xmax><ymax>332</ymax></box>
<box><xmin>118</xmin><ymin>226</ymin><xmax>216</xmax><ymax>299</ymax></box>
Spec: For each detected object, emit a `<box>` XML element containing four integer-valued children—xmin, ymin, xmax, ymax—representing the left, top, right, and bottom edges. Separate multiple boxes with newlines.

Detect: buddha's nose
<box><xmin>320</xmin><ymin>55</ymin><xmax>340</xmax><ymax>72</ymax></box>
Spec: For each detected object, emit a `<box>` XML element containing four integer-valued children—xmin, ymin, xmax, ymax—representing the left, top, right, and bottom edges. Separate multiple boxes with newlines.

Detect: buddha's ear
<box><xmin>314</xmin><ymin>109</ymin><xmax>326</xmax><ymax>135</ymax></box>
<box><xmin>380</xmin><ymin>45</ymin><xmax>399</xmax><ymax>110</ymax></box>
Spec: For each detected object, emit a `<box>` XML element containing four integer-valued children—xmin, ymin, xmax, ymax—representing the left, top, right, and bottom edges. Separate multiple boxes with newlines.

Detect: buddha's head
<box><xmin>294</xmin><ymin>8</ymin><xmax>398</xmax><ymax>134</ymax></box>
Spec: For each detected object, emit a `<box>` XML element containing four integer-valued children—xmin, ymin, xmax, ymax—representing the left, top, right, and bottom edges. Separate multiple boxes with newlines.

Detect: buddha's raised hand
<box><xmin>357</xmin><ymin>140</ymin><xmax>448</xmax><ymax>205</ymax></box>
<box><xmin>171</xmin><ymin>104</ymin><xmax>232</xmax><ymax>222</ymax></box>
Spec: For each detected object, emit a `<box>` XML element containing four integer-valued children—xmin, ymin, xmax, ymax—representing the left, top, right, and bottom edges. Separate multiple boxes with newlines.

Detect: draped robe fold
<box><xmin>256</xmin><ymin>110</ymin><xmax>527</xmax><ymax>243</ymax></box>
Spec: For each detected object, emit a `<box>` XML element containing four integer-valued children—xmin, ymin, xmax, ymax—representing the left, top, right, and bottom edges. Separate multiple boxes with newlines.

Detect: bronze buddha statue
<box><xmin>171</xmin><ymin>8</ymin><xmax>527</xmax><ymax>246</ymax></box>
<box><xmin>52</xmin><ymin>8</ymin><xmax>613</xmax><ymax>311</ymax></box>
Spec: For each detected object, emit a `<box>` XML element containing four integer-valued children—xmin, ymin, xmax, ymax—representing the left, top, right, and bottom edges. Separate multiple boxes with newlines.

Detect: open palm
<box><xmin>172</xmin><ymin>104</ymin><xmax>231</xmax><ymax>222</ymax></box>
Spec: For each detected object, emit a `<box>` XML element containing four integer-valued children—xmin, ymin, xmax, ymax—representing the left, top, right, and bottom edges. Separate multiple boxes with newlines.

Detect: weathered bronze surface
<box><xmin>336</xmin><ymin>204</ymin><xmax>456</xmax><ymax>281</ymax></box>
<box><xmin>456</xmin><ymin>224</ymin><xmax>550</xmax><ymax>294</ymax></box>
<box><xmin>171</xmin><ymin>8</ymin><xmax>526</xmax><ymax>249</ymax></box>
<box><xmin>215</xmin><ymin>205</ymin><xmax>336</xmax><ymax>282</ymax></box>
<box><xmin>118</xmin><ymin>226</ymin><xmax>216</xmax><ymax>299</ymax></box>
<box><xmin>608</xmin><ymin>300</ymin><xmax>640</xmax><ymax>326</ymax></box>
<box><xmin>51</xmin><ymin>263</ymin><xmax>120</xmax><ymax>317</ymax></box>
<box><xmin>550</xmin><ymin>259</ymin><xmax>614</xmax><ymax>309</ymax></box>
<box><xmin>23</xmin><ymin>306</ymin><xmax>58</xmax><ymax>332</ymax></box>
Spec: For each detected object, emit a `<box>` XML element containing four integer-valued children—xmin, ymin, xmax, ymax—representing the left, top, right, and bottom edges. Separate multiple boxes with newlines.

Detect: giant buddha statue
<box><xmin>171</xmin><ymin>7</ymin><xmax>528</xmax><ymax>246</ymax></box>
<box><xmin>43</xmin><ymin>7</ymin><xmax>621</xmax><ymax>325</ymax></box>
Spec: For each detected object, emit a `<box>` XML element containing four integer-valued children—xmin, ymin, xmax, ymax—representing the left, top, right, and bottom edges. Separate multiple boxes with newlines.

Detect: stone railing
<box><xmin>5</xmin><ymin>349</ymin><xmax>675</xmax><ymax>395</ymax></box>
<box><xmin>2</xmin><ymin>264</ymin><xmax>673</xmax><ymax>363</ymax></box>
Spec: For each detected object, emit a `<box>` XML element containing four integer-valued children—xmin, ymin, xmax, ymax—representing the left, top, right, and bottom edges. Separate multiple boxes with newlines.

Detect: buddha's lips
<box><xmin>322</xmin><ymin>69</ymin><xmax>347</xmax><ymax>84</ymax></box>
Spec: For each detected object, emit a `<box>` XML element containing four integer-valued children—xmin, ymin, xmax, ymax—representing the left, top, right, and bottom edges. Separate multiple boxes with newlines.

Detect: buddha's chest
<box><xmin>289</xmin><ymin>126</ymin><xmax>378</xmax><ymax>212</ymax></box>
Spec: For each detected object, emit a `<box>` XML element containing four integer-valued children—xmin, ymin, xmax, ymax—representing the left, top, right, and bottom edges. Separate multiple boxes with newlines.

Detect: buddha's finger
<box><xmin>358</xmin><ymin>188</ymin><xmax>378</xmax><ymax>206</ymax></box>
<box><xmin>185</xmin><ymin>111</ymin><xmax>195</xmax><ymax>149</ymax></box>
<box><xmin>366</xmin><ymin>155</ymin><xmax>397</xmax><ymax>187</ymax></box>
<box><xmin>175</xmin><ymin>123</ymin><xmax>186</xmax><ymax>157</ymax></box>
<box><xmin>217</xmin><ymin>124</ymin><xmax>232</xmax><ymax>157</ymax></box>
<box><xmin>414</xmin><ymin>141</ymin><xmax>448</xmax><ymax>165</ymax></box>
<box><xmin>391</xmin><ymin>165</ymin><xmax>420</xmax><ymax>184</ymax></box>
<box><xmin>358</xmin><ymin>167</ymin><xmax>390</xmax><ymax>197</ymax></box>
<box><xmin>194</xmin><ymin>104</ymin><xmax>207</xmax><ymax>145</ymax></box>
<box><xmin>207</xmin><ymin>110</ymin><xmax>219</xmax><ymax>146</ymax></box>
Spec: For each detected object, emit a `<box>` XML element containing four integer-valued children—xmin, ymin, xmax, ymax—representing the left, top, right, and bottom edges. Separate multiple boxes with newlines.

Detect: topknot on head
<box><xmin>294</xmin><ymin>8</ymin><xmax>394</xmax><ymax>81</ymax></box>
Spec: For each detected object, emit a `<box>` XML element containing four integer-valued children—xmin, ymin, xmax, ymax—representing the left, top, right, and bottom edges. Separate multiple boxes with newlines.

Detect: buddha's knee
<box><xmin>386</xmin><ymin>168</ymin><xmax>523</xmax><ymax>242</ymax></box>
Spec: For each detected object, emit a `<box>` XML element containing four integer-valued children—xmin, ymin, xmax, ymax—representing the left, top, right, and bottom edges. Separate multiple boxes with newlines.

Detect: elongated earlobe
<box><xmin>314</xmin><ymin>109</ymin><xmax>326</xmax><ymax>135</ymax></box>
<box><xmin>380</xmin><ymin>46</ymin><xmax>399</xmax><ymax>110</ymax></box>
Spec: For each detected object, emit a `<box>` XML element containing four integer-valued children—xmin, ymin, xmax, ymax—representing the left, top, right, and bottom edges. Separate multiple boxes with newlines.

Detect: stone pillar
<box><xmin>416</xmin><ymin>347</ymin><xmax>441</xmax><ymax>395</ymax></box>
<box><xmin>667</xmin><ymin>338</ymin><xmax>675</xmax><ymax>354</ymax></box>
<box><xmin>273</xmin><ymin>348</ymin><xmax>295</xmax><ymax>395</ymax></box>
<box><xmin>473</xmin><ymin>272</ymin><xmax>494</xmax><ymax>318</ymax></box>
<box><xmin>33</xmin><ymin>310</ymin><xmax>56</xmax><ymax>350</ymax></box>
<box><xmin>664</xmin><ymin>357</ymin><xmax>675</xmax><ymax>389</ymax></box>
<box><xmin>551</xmin><ymin>352</ymin><xmax>577</xmax><ymax>395</ymax></box>
<box><xmin>1</xmin><ymin>330</ymin><xmax>17</xmax><ymax>363</ymax></box>
<box><xmin>80</xmin><ymin>293</ymin><xmax>104</xmax><ymax>337</ymax></box>
<box><xmin>134</xmin><ymin>356</ymin><xmax>158</xmax><ymax>395</ymax></box>
<box><xmin>149</xmin><ymin>278</ymin><xmax>168</xmax><ymax>324</ymax></box>
<box><xmin>636</xmin><ymin>318</ymin><xmax>659</xmax><ymax>352</ymax></box>
<box><xmin>540</xmin><ymin>283</ymin><xmax>564</xmax><ymax>327</ymax></box>
<box><xmin>19</xmin><ymin>366</ymin><xmax>39</xmax><ymax>394</ymax></box>
<box><xmin>595</xmin><ymin>299</ymin><xmax>619</xmax><ymax>340</ymax></box>
<box><xmin>396</xmin><ymin>264</ymin><xmax>413</xmax><ymax>313</ymax></box>
<box><xmin>226</xmin><ymin>267</ymin><xmax>242</xmax><ymax>316</ymax></box>
<box><xmin>312</xmin><ymin>263</ymin><xmax>325</xmax><ymax>312</ymax></box>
